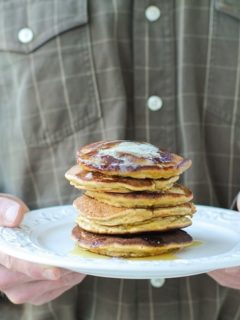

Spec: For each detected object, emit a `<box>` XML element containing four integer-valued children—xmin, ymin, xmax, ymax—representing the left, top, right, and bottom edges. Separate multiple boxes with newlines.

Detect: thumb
<box><xmin>0</xmin><ymin>194</ymin><xmax>29</xmax><ymax>227</ymax></box>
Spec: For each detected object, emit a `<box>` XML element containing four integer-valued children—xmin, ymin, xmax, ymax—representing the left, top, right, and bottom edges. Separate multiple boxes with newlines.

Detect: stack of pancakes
<box><xmin>65</xmin><ymin>140</ymin><xmax>196</xmax><ymax>257</ymax></box>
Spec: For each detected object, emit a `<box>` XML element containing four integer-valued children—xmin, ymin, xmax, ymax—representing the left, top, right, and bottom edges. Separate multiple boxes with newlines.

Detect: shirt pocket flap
<box><xmin>0</xmin><ymin>0</ymin><xmax>88</xmax><ymax>53</ymax></box>
<box><xmin>215</xmin><ymin>0</ymin><xmax>240</xmax><ymax>21</ymax></box>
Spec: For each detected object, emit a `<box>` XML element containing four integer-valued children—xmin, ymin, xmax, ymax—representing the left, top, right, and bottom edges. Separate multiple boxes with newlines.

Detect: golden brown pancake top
<box><xmin>85</xmin><ymin>184</ymin><xmax>193</xmax><ymax>208</ymax></box>
<box><xmin>73</xmin><ymin>194</ymin><xmax>196</xmax><ymax>220</ymax></box>
<box><xmin>66</xmin><ymin>165</ymin><xmax>161</xmax><ymax>187</ymax></box>
<box><xmin>76</xmin><ymin>140</ymin><xmax>191</xmax><ymax>178</ymax></box>
<box><xmin>65</xmin><ymin>165</ymin><xmax>179</xmax><ymax>192</ymax></box>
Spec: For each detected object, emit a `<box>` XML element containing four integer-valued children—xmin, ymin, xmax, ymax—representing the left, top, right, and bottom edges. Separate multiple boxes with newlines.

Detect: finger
<box><xmin>0</xmin><ymin>265</ymin><xmax>31</xmax><ymax>290</ymax></box>
<box><xmin>224</xmin><ymin>267</ymin><xmax>240</xmax><ymax>275</ymax></box>
<box><xmin>237</xmin><ymin>192</ymin><xmax>240</xmax><ymax>211</ymax></box>
<box><xmin>0</xmin><ymin>251</ymin><xmax>71</xmax><ymax>280</ymax></box>
<box><xmin>208</xmin><ymin>269</ymin><xmax>240</xmax><ymax>289</ymax></box>
<box><xmin>0</xmin><ymin>263</ymin><xmax>75</xmax><ymax>291</ymax></box>
<box><xmin>28</xmin><ymin>273</ymin><xmax>86</xmax><ymax>305</ymax></box>
<box><xmin>0</xmin><ymin>194</ymin><xmax>29</xmax><ymax>227</ymax></box>
<box><xmin>4</xmin><ymin>272</ymin><xmax>85</xmax><ymax>304</ymax></box>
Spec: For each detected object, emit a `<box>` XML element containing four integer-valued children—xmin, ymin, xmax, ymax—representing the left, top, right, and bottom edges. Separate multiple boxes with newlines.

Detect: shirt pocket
<box><xmin>0</xmin><ymin>0</ymin><xmax>102</xmax><ymax>147</ymax></box>
<box><xmin>205</xmin><ymin>0</ymin><xmax>240</xmax><ymax>126</ymax></box>
<box><xmin>204</xmin><ymin>0</ymin><xmax>240</xmax><ymax>194</ymax></box>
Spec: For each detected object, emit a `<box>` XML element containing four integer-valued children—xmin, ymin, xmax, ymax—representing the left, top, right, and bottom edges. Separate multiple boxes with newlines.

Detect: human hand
<box><xmin>208</xmin><ymin>192</ymin><xmax>240</xmax><ymax>289</ymax></box>
<box><xmin>0</xmin><ymin>194</ymin><xmax>85</xmax><ymax>305</ymax></box>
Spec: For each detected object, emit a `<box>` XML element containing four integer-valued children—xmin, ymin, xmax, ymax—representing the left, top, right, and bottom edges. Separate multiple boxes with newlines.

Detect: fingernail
<box><xmin>4</xmin><ymin>205</ymin><xmax>19</xmax><ymax>224</ymax></box>
<box><xmin>42</xmin><ymin>269</ymin><xmax>59</xmax><ymax>280</ymax></box>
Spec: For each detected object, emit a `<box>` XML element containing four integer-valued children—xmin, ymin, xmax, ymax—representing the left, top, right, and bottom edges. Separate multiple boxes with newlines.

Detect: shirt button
<box><xmin>18</xmin><ymin>27</ymin><xmax>34</xmax><ymax>44</ymax></box>
<box><xmin>145</xmin><ymin>6</ymin><xmax>161</xmax><ymax>22</ymax></box>
<box><xmin>147</xmin><ymin>95</ymin><xmax>163</xmax><ymax>111</ymax></box>
<box><xmin>150</xmin><ymin>278</ymin><xmax>166</xmax><ymax>288</ymax></box>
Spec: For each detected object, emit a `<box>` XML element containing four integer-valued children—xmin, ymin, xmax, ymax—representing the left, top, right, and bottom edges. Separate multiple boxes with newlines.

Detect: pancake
<box><xmin>65</xmin><ymin>165</ymin><xmax>179</xmax><ymax>192</ymax></box>
<box><xmin>72</xmin><ymin>226</ymin><xmax>193</xmax><ymax>257</ymax></box>
<box><xmin>73</xmin><ymin>195</ymin><xmax>196</xmax><ymax>226</ymax></box>
<box><xmin>76</xmin><ymin>214</ymin><xmax>192</xmax><ymax>234</ymax></box>
<box><xmin>67</xmin><ymin>140</ymin><xmax>195</xmax><ymax>258</ymax></box>
<box><xmin>86</xmin><ymin>184</ymin><xmax>193</xmax><ymax>208</ymax></box>
<box><xmin>77</xmin><ymin>140</ymin><xmax>191</xmax><ymax>179</ymax></box>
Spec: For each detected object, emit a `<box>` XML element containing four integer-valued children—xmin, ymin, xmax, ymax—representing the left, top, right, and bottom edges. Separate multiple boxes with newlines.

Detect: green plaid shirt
<box><xmin>0</xmin><ymin>0</ymin><xmax>239</xmax><ymax>319</ymax></box>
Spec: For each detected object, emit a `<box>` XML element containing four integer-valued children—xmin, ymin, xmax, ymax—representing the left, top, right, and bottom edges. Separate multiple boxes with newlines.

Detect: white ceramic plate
<box><xmin>0</xmin><ymin>205</ymin><xmax>239</xmax><ymax>279</ymax></box>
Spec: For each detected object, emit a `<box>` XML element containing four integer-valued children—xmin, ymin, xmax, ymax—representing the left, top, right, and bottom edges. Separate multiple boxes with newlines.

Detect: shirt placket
<box><xmin>133</xmin><ymin>0</ymin><xmax>176</xmax><ymax>151</ymax></box>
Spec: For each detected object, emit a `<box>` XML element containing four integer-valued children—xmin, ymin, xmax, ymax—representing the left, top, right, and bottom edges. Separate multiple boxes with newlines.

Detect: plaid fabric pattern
<box><xmin>0</xmin><ymin>0</ymin><xmax>240</xmax><ymax>319</ymax></box>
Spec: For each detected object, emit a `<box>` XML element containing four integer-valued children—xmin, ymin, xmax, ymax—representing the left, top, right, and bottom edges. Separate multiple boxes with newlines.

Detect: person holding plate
<box><xmin>0</xmin><ymin>1</ymin><xmax>240</xmax><ymax>319</ymax></box>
